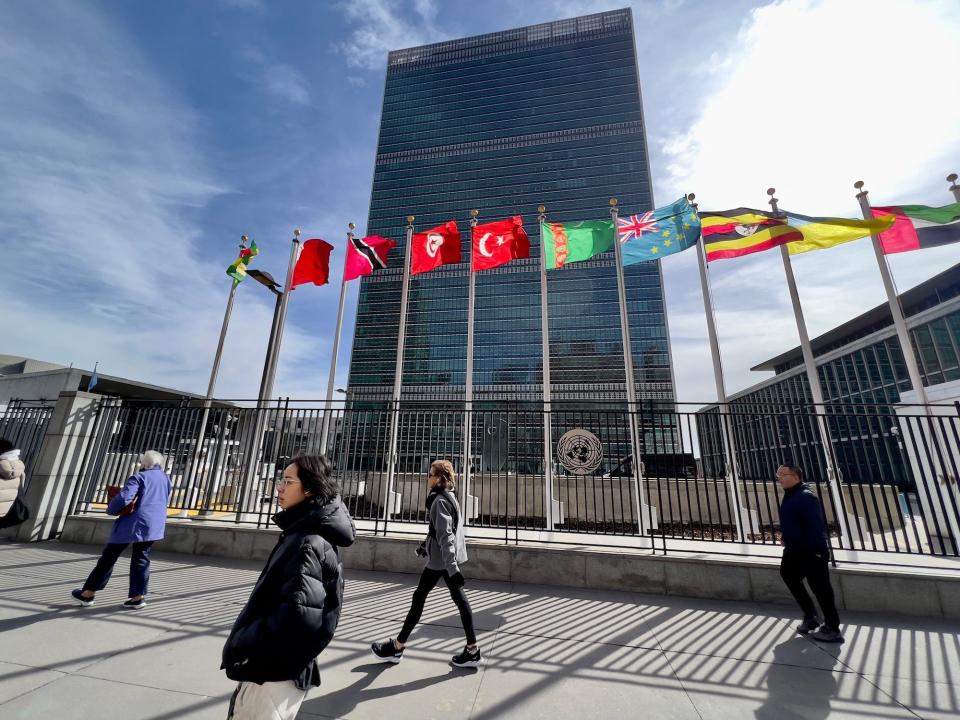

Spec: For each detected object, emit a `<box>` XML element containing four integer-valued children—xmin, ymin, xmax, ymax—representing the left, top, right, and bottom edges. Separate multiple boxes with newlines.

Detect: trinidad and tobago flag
<box><xmin>344</xmin><ymin>234</ymin><xmax>397</xmax><ymax>282</ymax></box>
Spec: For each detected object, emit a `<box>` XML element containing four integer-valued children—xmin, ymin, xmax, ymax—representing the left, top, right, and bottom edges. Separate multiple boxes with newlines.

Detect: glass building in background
<box><xmin>349</xmin><ymin>9</ymin><xmax>673</xmax><ymax>409</ymax></box>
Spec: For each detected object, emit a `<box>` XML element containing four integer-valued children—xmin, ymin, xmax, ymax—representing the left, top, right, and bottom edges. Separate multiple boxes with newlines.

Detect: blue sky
<box><xmin>3</xmin><ymin>0</ymin><xmax>958</xmax><ymax>402</ymax></box>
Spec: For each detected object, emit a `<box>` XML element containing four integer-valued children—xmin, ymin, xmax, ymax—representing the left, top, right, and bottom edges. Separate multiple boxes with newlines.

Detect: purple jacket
<box><xmin>107</xmin><ymin>465</ymin><xmax>171</xmax><ymax>544</ymax></box>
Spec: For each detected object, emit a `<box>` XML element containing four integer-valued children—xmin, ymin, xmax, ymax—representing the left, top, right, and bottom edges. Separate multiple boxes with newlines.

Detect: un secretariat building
<box><xmin>345</xmin><ymin>9</ymin><xmax>676</xmax><ymax>472</ymax></box>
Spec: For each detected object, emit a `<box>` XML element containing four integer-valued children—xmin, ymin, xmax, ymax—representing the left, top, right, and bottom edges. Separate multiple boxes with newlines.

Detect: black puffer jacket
<box><xmin>221</xmin><ymin>496</ymin><xmax>355</xmax><ymax>686</ymax></box>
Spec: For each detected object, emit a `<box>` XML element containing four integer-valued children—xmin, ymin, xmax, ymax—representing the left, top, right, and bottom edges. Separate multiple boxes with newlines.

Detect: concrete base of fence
<box><xmin>59</xmin><ymin>514</ymin><xmax>960</xmax><ymax>620</ymax></box>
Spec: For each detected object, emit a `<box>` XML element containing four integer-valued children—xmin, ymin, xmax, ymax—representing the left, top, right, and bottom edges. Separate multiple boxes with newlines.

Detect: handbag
<box><xmin>106</xmin><ymin>485</ymin><xmax>138</xmax><ymax>517</ymax></box>
<box><xmin>0</xmin><ymin>496</ymin><xmax>31</xmax><ymax>529</ymax></box>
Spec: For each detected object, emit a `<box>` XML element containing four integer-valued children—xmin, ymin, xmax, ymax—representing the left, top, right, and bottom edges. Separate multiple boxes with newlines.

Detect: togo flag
<box><xmin>871</xmin><ymin>203</ymin><xmax>960</xmax><ymax>255</ymax></box>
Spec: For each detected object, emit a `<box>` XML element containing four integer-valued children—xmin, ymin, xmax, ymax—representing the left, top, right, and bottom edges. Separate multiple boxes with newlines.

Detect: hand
<box><xmin>415</xmin><ymin>543</ymin><xmax>428</xmax><ymax>558</ymax></box>
<box><xmin>449</xmin><ymin>572</ymin><xmax>465</xmax><ymax>589</ymax></box>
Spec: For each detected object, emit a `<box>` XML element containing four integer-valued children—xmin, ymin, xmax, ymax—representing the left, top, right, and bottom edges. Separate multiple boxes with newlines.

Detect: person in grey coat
<box><xmin>371</xmin><ymin>459</ymin><xmax>480</xmax><ymax>667</ymax></box>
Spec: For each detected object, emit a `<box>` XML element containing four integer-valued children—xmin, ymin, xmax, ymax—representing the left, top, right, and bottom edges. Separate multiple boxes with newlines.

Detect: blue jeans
<box><xmin>83</xmin><ymin>541</ymin><xmax>155</xmax><ymax>598</ymax></box>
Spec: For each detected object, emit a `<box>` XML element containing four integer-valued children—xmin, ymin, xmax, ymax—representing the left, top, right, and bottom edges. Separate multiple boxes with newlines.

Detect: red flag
<box><xmin>291</xmin><ymin>239</ymin><xmax>333</xmax><ymax>288</ymax></box>
<box><xmin>472</xmin><ymin>216</ymin><xmax>530</xmax><ymax>271</ymax></box>
<box><xmin>345</xmin><ymin>234</ymin><xmax>396</xmax><ymax>282</ymax></box>
<box><xmin>411</xmin><ymin>220</ymin><xmax>461</xmax><ymax>275</ymax></box>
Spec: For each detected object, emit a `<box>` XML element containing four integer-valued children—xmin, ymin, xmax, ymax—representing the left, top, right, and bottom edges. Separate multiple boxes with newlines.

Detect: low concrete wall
<box><xmin>60</xmin><ymin>514</ymin><xmax>959</xmax><ymax>620</ymax></box>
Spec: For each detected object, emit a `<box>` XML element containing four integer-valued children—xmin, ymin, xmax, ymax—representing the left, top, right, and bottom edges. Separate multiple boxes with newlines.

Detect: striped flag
<box><xmin>871</xmin><ymin>203</ymin><xmax>960</xmax><ymax>254</ymax></box>
<box><xmin>699</xmin><ymin>208</ymin><xmax>800</xmax><ymax>261</ymax></box>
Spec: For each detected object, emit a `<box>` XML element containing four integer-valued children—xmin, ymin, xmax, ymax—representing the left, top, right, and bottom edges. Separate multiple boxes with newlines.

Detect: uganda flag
<box><xmin>871</xmin><ymin>203</ymin><xmax>960</xmax><ymax>255</ymax></box>
<box><xmin>699</xmin><ymin>209</ymin><xmax>801</xmax><ymax>261</ymax></box>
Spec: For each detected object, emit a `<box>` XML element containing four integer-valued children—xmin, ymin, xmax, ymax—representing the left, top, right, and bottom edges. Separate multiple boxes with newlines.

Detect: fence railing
<box><xmin>62</xmin><ymin>397</ymin><xmax>960</xmax><ymax>564</ymax></box>
<box><xmin>0</xmin><ymin>400</ymin><xmax>55</xmax><ymax>491</ymax></box>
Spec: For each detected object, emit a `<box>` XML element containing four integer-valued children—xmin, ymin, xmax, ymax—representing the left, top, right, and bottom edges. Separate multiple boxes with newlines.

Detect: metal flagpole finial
<box><xmin>948</xmin><ymin>173</ymin><xmax>959</xmax><ymax>197</ymax></box>
<box><xmin>609</xmin><ymin>197</ymin><xmax>618</xmax><ymax>207</ymax></box>
<box><xmin>766</xmin><ymin>187</ymin><xmax>780</xmax><ymax>215</ymax></box>
<box><xmin>854</xmin><ymin>180</ymin><xmax>868</xmax><ymax>199</ymax></box>
<box><xmin>686</xmin><ymin>192</ymin><xmax>698</xmax><ymax>209</ymax></box>
<box><xmin>469</xmin><ymin>208</ymin><xmax>479</xmax><ymax>221</ymax></box>
<box><xmin>406</xmin><ymin>215</ymin><xmax>415</xmax><ymax>227</ymax></box>
<box><xmin>293</xmin><ymin>228</ymin><xmax>301</xmax><ymax>238</ymax></box>
<box><xmin>240</xmin><ymin>234</ymin><xmax>249</xmax><ymax>247</ymax></box>
<box><xmin>348</xmin><ymin>222</ymin><xmax>356</xmax><ymax>231</ymax></box>
<box><xmin>537</xmin><ymin>205</ymin><xmax>546</xmax><ymax>221</ymax></box>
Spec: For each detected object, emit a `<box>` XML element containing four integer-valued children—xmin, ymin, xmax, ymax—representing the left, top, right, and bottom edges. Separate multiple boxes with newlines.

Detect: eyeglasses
<box><xmin>275</xmin><ymin>478</ymin><xmax>301</xmax><ymax>490</ymax></box>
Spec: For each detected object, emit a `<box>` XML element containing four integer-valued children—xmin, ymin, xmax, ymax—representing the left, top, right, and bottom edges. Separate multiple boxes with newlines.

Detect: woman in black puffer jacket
<box><xmin>222</xmin><ymin>454</ymin><xmax>355</xmax><ymax>719</ymax></box>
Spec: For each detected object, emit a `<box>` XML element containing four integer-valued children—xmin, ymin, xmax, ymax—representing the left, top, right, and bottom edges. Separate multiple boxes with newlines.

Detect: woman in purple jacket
<box><xmin>72</xmin><ymin>450</ymin><xmax>172</xmax><ymax>610</ymax></box>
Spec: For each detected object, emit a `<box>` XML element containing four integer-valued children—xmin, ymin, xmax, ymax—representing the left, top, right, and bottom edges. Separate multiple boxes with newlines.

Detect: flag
<box><xmin>699</xmin><ymin>209</ymin><xmax>801</xmax><ymax>261</ymax></box>
<box><xmin>291</xmin><ymin>239</ymin><xmax>334</xmax><ymax>288</ymax></box>
<box><xmin>618</xmin><ymin>197</ymin><xmax>700</xmax><ymax>265</ymax></box>
<box><xmin>411</xmin><ymin>220</ymin><xmax>461</xmax><ymax>275</ymax></box>
<box><xmin>785</xmin><ymin>213</ymin><xmax>895</xmax><ymax>255</ymax></box>
<box><xmin>88</xmin><ymin>362</ymin><xmax>99</xmax><ymax>392</ymax></box>
<box><xmin>345</xmin><ymin>234</ymin><xmax>396</xmax><ymax>281</ymax></box>
<box><xmin>226</xmin><ymin>239</ymin><xmax>259</xmax><ymax>283</ymax></box>
<box><xmin>871</xmin><ymin>203</ymin><xmax>960</xmax><ymax>254</ymax></box>
<box><xmin>540</xmin><ymin>219</ymin><xmax>614</xmax><ymax>269</ymax></box>
<box><xmin>472</xmin><ymin>216</ymin><xmax>530</xmax><ymax>271</ymax></box>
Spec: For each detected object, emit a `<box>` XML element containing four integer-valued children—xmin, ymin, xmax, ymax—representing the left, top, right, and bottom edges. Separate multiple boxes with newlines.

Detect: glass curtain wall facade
<box><xmin>696</xmin><ymin>274</ymin><xmax>960</xmax><ymax>487</ymax></box>
<box><xmin>349</xmin><ymin>10</ymin><xmax>673</xmax><ymax>418</ymax></box>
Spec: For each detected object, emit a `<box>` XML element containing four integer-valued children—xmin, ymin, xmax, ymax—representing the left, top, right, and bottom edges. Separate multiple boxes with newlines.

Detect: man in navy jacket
<box><xmin>777</xmin><ymin>464</ymin><xmax>844</xmax><ymax>643</ymax></box>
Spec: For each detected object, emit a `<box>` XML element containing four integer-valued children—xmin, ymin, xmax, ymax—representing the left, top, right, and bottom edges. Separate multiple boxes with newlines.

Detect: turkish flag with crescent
<box><xmin>411</xmin><ymin>220</ymin><xmax>461</xmax><ymax>275</ymax></box>
<box><xmin>472</xmin><ymin>216</ymin><xmax>530</xmax><ymax>271</ymax></box>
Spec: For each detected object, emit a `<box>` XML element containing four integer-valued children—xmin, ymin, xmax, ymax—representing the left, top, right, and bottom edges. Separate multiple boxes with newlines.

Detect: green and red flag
<box><xmin>870</xmin><ymin>202</ymin><xmax>960</xmax><ymax>254</ymax></box>
<box><xmin>226</xmin><ymin>240</ymin><xmax>259</xmax><ymax>283</ymax></box>
<box><xmin>540</xmin><ymin>219</ymin><xmax>614</xmax><ymax>269</ymax></box>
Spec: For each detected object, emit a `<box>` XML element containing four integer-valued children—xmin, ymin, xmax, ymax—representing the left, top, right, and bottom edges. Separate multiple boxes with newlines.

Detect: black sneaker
<box><xmin>71</xmin><ymin>589</ymin><xmax>94</xmax><ymax>607</ymax></box>
<box><xmin>451</xmin><ymin>646</ymin><xmax>482</xmax><ymax>668</ymax></box>
<box><xmin>797</xmin><ymin>616</ymin><xmax>822</xmax><ymax>635</ymax></box>
<box><xmin>371</xmin><ymin>639</ymin><xmax>403</xmax><ymax>663</ymax></box>
<box><xmin>122</xmin><ymin>597</ymin><xmax>146</xmax><ymax>610</ymax></box>
<box><xmin>811</xmin><ymin>626</ymin><xmax>845</xmax><ymax>644</ymax></box>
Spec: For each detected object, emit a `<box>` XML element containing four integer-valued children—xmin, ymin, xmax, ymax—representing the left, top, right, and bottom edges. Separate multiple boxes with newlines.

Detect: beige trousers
<box><xmin>227</xmin><ymin>680</ymin><xmax>308</xmax><ymax>720</ymax></box>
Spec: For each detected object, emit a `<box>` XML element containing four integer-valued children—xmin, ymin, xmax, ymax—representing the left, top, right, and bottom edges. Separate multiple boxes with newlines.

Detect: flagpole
<box><xmin>320</xmin><ymin>223</ymin><xmax>353</xmax><ymax>453</ymax></box>
<box><xmin>769</xmin><ymin>189</ymin><xmax>854</xmax><ymax>549</ymax></box>
<box><xmin>382</xmin><ymin>215</ymin><xmax>414</xmax><ymax>526</ymax></box>
<box><xmin>688</xmin><ymin>194</ymin><xmax>750</xmax><ymax>542</ymax></box>
<box><xmin>538</xmin><ymin>205</ymin><xmax>556</xmax><ymax>531</ymax></box>
<box><xmin>853</xmin><ymin>181</ymin><xmax>930</xmax><ymax>406</ymax></box>
<box><xmin>609</xmin><ymin>198</ymin><xmax>650</xmax><ymax>539</ymax></box>
<box><xmin>948</xmin><ymin>173</ymin><xmax>960</xmax><ymax>202</ymax></box>
<box><xmin>462</xmin><ymin>209</ymin><xmax>479</xmax><ymax>524</ymax></box>
<box><xmin>262</xmin><ymin>229</ymin><xmax>302</xmax><ymax>402</ymax></box>
<box><xmin>181</xmin><ymin>234</ymin><xmax>247</xmax><ymax>516</ymax></box>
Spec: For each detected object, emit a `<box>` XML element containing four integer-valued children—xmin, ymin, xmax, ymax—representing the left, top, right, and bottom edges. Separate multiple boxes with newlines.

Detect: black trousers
<box><xmin>397</xmin><ymin>567</ymin><xmax>477</xmax><ymax>645</ymax></box>
<box><xmin>780</xmin><ymin>548</ymin><xmax>840</xmax><ymax>631</ymax></box>
<box><xmin>83</xmin><ymin>541</ymin><xmax>155</xmax><ymax>598</ymax></box>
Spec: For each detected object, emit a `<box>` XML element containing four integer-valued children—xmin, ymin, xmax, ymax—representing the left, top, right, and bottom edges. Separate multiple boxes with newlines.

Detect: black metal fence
<box><xmin>61</xmin><ymin>397</ymin><xmax>960</xmax><ymax>561</ymax></box>
<box><xmin>0</xmin><ymin>400</ymin><xmax>55</xmax><ymax>491</ymax></box>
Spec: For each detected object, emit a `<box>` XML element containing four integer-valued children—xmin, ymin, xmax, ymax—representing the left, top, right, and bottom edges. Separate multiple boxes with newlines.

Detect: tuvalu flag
<box><xmin>871</xmin><ymin>203</ymin><xmax>960</xmax><ymax>254</ymax></box>
<box><xmin>291</xmin><ymin>238</ymin><xmax>334</xmax><ymax>288</ymax></box>
<box><xmin>411</xmin><ymin>220</ymin><xmax>461</xmax><ymax>275</ymax></box>
<box><xmin>345</xmin><ymin>234</ymin><xmax>395</xmax><ymax>281</ymax></box>
<box><xmin>785</xmin><ymin>212</ymin><xmax>894</xmax><ymax>255</ymax></box>
<box><xmin>540</xmin><ymin>219</ymin><xmax>614</xmax><ymax>269</ymax></box>
<box><xmin>618</xmin><ymin>197</ymin><xmax>700</xmax><ymax>265</ymax></box>
<box><xmin>472</xmin><ymin>216</ymin><xmax>530</xmax><ymax>271</ymax></box>
<box><xmin>699</xmin><ymin>209</ymin><xmax>800</xmax><ymax>261</ymax></box>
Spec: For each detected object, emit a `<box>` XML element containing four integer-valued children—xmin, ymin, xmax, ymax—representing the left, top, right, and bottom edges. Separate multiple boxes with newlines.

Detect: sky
<box><xmin>2</xmin><ymin>0</ymin><xmax>958</xmax><ymax>404</ymax></box>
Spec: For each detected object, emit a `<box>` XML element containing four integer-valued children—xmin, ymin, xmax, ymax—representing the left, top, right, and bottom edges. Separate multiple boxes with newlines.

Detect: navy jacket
<box><xmin>779</xmin><ymin>483</ymin><xmax>829</xmax><ymax>555</ymax></box>
<box><xmin>222</xmin><ymin>496</ymin><xmax>355</xmax><ymax>686</ymax></box>
<box><xmin>107</xmin><ymin>466</ymin><xmax>171</xmax><ymax>544</ymax></box>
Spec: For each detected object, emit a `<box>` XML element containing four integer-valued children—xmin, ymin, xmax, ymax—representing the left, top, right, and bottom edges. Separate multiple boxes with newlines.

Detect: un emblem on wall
<box><xmin>557</xmin><ymin>429</ymin><xmax>603</xmax><ymax>475</ymax></box>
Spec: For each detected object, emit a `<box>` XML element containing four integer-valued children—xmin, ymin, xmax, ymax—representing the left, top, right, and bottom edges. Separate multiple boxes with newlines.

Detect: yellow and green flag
<box><xmin>226</xmin><ymin>240</ymin><xmax>259</xmax><ymax>283</ymax></box>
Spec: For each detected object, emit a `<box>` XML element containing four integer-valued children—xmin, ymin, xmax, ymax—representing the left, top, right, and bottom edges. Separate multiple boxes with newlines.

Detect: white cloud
<box><xmin>0</xmin><ymin>2</ymin><xmax>324</xmax><ymax>399</ymax></box>
<box><xmin>654</xmin><ymin>0</ymin><xmax>960</xmax><ymax>399</ymax></box>
<box><xmin>333</xmin><ymin>0</ymin><xmax>450</xmax><ymax>70</ymax></box>
<box><xmin>261</xmin><ymin>64</ymin><xmax>311</xmax><ymax>105</ymax></box>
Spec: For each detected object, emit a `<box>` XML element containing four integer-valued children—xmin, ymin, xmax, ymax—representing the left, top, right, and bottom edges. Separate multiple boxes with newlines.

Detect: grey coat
<box><xmin>425</xmin><ymin>489</ymin><xmax>468</xmax><ymax>576</ymax></box>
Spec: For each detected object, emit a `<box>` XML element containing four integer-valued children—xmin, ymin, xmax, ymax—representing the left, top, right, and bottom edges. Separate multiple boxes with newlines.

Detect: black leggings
<box><xmin>397</xmin><ymin>567</ymin><xmax>477</xmax><ymax>645</ymax></box>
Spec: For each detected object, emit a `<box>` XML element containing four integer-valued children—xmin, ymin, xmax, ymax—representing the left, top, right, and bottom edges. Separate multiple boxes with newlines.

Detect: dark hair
<box><xmin>780</xmin><ymin>464</ymin><xmax>804</xmax><ymax>480</ymax></box>
<box><xmin>0</xmin><ymin>438</ymin><xmax>13</xmax><ymax>455</ymax></box>
<box><xmin>289</xmin><ymin>454</ymin><xmax>338</xmax><ymax>503</ymax></box>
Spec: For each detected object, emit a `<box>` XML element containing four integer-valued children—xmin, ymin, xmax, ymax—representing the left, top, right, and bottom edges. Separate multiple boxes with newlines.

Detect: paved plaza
<box><xmin>0</xmin><ymin>540</ymin><xmax>956</xmax><ymax>719</ymax></box>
